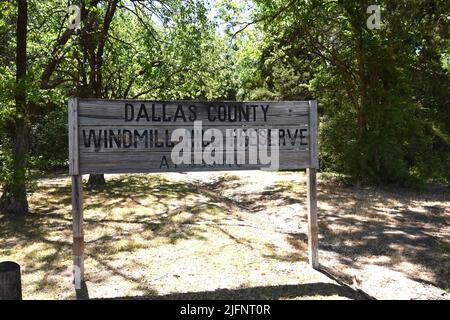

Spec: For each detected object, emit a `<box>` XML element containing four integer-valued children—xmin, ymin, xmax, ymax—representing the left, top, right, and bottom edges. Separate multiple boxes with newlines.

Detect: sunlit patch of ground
<box><xmin>0</xmin><ymin>171</ymin><xmax>448</xmax><ymax>300</ymax></box>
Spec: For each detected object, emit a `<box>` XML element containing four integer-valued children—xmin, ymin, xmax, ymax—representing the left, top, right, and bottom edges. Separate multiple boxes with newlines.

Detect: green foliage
<box><xmin>0</xmin><ymin>140</ymin><xmax>14</xmax><ymax>187</ymax></box>
<box><xmin>0</xmin><ymin>133</ymin><xmax>36</xmax><ymax>194</ymax></box>
<box><xmin>29</xmin><ymin>108</ymin><xmax>68</xmax><ymax>170</ymax></box>
<box><xmin>0</xmin><ymin>0</ymin><xmax>448</xmax><ymax>189</ymax></box>
<box><xmin>247</xmin><ymin>0</ymin><xmax>450</xmax><ymax>186</ymax></box>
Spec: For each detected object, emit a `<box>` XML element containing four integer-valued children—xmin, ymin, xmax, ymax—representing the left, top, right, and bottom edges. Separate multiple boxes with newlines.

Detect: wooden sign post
<box><xmin>68</xmin><ymin>98</ymin><xmax>319</xmax><ymax>286</ymax></box>
<box><xmin>307</xmin><ymin>101</ymin><xmax>319</xmax><ymax>268</ymax></box>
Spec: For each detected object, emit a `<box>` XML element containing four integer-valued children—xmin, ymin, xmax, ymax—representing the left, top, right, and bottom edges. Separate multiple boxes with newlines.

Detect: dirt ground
<box><xmin>0</xmin><ymin>171</ymin><xmax>449</xmax><ymax>300</ymax></box>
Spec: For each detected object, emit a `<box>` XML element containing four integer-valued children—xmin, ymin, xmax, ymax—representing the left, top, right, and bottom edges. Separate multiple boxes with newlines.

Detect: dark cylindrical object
<box><xmin>0</xmin><ymin>261</ymin><xmax>22</xmax><ymax>300</ymax></box>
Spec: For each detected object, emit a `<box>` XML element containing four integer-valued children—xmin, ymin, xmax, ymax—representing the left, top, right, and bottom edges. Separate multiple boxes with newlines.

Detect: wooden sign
<box><xmin>69</xmin><ymin>99</ymin><xmax>318</xmax><ymax>174</ymax></box>
<box><xmin>68</xmin><ymin>98</ymin><xmax>319</xmax><ymax>289</ymax></box>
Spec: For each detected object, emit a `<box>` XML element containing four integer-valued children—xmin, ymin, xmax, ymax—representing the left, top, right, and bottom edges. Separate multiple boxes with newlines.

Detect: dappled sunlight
<box><xmin>1</xmin><ymin>171</ymin><xmax>448</xmax><ymax>299</ymax></box>
<box><xmin>319</xmin><ymin>183</ymin><xmax>449</xmax><ymax>296</ymax></box>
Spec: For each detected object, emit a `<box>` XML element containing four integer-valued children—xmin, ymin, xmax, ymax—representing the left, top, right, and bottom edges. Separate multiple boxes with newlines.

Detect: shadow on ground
<box><xmin>76</xmin><ymin>281</ymin><xmax>367</xmax><ymax>300</ymax></box>
<box><xmin>265</xmin><ymin>179</ymin><xmax>450</xmax><ymax>291</ymax></box>
<box><xmin>1</xmin><ymin>173</ymin><xmax>448</xmax><ymax>299</ymax></box>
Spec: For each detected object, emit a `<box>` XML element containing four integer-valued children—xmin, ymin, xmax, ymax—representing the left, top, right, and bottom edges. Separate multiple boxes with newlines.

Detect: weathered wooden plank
<box><xmin>308</xmin><ymin>100</ymin><xmax>319</xmax><ymax>169</ymax></box>
<box><xmin>307</xmin><ymin>168</ymin><xmax>319</xmax><ymax>269</ymax></box>
<box><xmin>79</xmin><ymin>98</ymin><xmax>311</xmax><ymax>106</ymax></box>
<box><xmin>78</xmin><ymin>126</ymin><xmax>311</xmax><ymax>153</ymax></box>
<box><xmin>71</xmin><ymin>175</ymin><xmax>84</xmax><ymax>288</ymax></box>
<box><xmin>77</xmin><ymin>100</ymin><xmax>310</xmax><ymax>126</ymax></box>
<box><xmin>73</xmin><ymin>100</ymin><xmax>315</xmax><ymax>174</ymax></box>
<box><xmin>79</xmin><ymin>150</ymin><xmax>310</xmax><ymax>174</ymax></box>
<box><xmin>68</xmin><ymin>97</ymin><xmax>79</xmax><ymax>175</ymax></box>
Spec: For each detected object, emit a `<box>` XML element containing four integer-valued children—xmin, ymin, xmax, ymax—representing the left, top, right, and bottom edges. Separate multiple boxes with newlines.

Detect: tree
<box><xmin>79</xmin><ymin>0</ymin><xmax>118</xmax><ymax>187</ymax></box>
<box><xmin>249</xmin><ymin>0</ymin><xmax>450</xmax><ymax>185</ymax></box>
<box><xmin>0</xmin><ymin>0</ymin><xmax>29</xmax><ymax>214</ymax></box>
<box><xmin>35</xmin><ymin>0</ymin><xmax>229</xmax><ymax>186</ymax></box>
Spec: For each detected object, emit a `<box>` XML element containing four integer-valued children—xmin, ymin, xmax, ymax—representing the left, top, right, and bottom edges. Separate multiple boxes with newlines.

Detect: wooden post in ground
<box><xmin>69</xmin><ymin>97</ymin><xmax>84</xmax><ymax>287</ymax></box>
<box><xmin>307</xmin><ymin>168</ymin><xmax>318</xmax><ymax>268</ymax></box>
<box><xmin>0</xmin><ymin>261</ymin><xmax>22</xmax><ymax>300</ymax></box>
<box><xmin>72</xmin><ymin>175</ymin><xmax>84</xmax><ymax>288</ymax></box>
<box><xmin>307</xmin><ymin>100</ymin><xmax>319</xmax><ymax>269</ymax></box>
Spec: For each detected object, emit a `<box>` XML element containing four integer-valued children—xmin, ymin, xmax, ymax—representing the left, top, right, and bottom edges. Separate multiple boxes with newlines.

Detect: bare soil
<box><xmin>0</xmin><ymin>171</ymin><xmax>448</xmax><ymax>300</ymax></box>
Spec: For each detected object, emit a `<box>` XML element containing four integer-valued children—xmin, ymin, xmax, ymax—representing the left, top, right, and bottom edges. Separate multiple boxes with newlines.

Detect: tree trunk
<box><xmin>82</xmin><ymin>1</ymin><xmax>118</xmax><ymax>188</ymax></box>
<box><xmin>0</xmin><ymin>120</ymin><xmax>29</xmax><ymax>214</ymax></box>
<box><xmin>87</xmin><ymin>174</ymin><xmax>106</xmax><ymax>187</ymax></box>
<box><xmin>0</xmin><ymin>0</ymin><xmax>29</xmax><ymax>214</ymax></box>
<box><xmin>355</xmin><ymin>22</ymin><xmax>368</xmax><ymax>185</ymax></box>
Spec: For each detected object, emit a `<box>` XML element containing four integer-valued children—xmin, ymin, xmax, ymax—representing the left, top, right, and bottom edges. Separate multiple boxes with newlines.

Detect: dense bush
<box><xmin>29</xmin><ymin>108</ymin><xmax>68</xmax><ymax>170</ymax></box>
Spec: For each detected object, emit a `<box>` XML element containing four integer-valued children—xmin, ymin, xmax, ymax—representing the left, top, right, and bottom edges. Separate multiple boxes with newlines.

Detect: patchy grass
<box><xmin>0</xmin><ymin>171</ymin><xmax>449</xmax><ymax>300</ymax></box>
